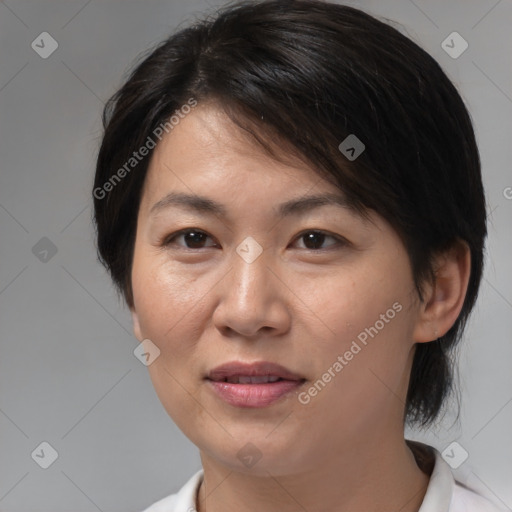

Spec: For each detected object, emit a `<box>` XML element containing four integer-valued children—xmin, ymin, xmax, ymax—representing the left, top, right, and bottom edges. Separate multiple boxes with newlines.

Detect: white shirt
<box><xmin>141</xmin><ymin>444</ymin><xmax>508</xmax><ymax>512</ymax></box>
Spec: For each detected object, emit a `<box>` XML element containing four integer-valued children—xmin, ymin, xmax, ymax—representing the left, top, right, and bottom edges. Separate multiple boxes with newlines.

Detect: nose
<box><xmin>212</xmin><ymin>242</ymin><xmax>291</xmax><ymax>339</ymax></box>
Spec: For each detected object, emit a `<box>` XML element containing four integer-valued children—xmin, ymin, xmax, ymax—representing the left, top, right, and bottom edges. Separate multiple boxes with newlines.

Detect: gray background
<box><xmin>0</xmin><ymin>1</ymin><xmax>510</xmax><ymax>511</ymax></box>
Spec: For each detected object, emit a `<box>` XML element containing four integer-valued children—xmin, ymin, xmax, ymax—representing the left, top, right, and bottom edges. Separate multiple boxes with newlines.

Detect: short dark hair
<box><xmin>93</xmin><ymin>0</ymin><xmax>487</xmax><ymax>427</ymax></box>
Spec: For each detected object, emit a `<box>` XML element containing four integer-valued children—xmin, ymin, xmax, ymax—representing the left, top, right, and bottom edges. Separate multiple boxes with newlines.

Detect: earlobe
<box><xmin>130</xmin><ymin>307</ymin><xmax>143</xmax><ymax>341</ymax></box>
<box><xmin>413</xmin><ymin>240</ymin><xmax>471</xmax><ymax>343</ymax></box>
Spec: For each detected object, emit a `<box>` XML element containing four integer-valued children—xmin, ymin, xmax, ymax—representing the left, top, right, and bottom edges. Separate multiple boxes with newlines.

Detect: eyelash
<box><xmin>160</xmin><ymin>228</ymin><xmax>348</xmax><ymax>252</ymax></box>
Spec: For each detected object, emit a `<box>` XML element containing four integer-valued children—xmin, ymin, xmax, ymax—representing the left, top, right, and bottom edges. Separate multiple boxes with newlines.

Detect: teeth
<box><xmin>224</xmin><ymin>375</ymin><xmax>282</xmax><ymax>384</ymax></box>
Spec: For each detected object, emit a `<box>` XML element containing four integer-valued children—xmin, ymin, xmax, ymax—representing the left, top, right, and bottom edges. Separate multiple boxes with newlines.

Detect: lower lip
<box><xmin>207</xmin><ymin>379</ymin><xmax>304</xmax><ymax>408</ymax></box>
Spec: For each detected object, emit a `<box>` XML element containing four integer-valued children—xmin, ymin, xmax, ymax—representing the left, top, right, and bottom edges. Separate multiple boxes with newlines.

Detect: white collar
<box><xmin>417</xmin><ymin>445</ymin><xmax>455</xmax><ymax>511</ymax></box>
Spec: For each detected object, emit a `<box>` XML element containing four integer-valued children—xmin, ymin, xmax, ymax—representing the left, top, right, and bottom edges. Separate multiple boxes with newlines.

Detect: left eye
<box><xmin>292</xmin><ymin>230</ymin><xmax>344</xmax><ymax>250</ymax></box>
<box><xmin>162</xmin><ymin>229</ymin><xmax>344</xmax><ymax>251</ymax></box>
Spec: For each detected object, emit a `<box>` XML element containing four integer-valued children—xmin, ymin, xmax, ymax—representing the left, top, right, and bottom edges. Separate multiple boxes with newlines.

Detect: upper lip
<box><xmin>207</xmin><ymin>361</ymin><xmax>304</xmax><ymax>382</ymax></box>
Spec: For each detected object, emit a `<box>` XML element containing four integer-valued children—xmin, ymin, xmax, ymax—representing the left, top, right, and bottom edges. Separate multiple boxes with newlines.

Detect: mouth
<box><xmin>207</xmin><ymin>361</ymin><xmax>304</xmax><ymax>382</ymax></box>
<box><xmin>206</xmin><ymin>361</ymin><xmax>306</xmax><ymax>408</ymax></box>
<box><xmin>213</xmin><ymin>375</ymin><xmax>287</xmax><ymax>384</ymax></box>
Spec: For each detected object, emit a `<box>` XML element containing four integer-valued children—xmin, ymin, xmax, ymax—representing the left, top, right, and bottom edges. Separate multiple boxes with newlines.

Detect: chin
<box><xmin>197</xmin><ymin>432</ymin><xmax>311</xmax><ymax>477</ymax></box>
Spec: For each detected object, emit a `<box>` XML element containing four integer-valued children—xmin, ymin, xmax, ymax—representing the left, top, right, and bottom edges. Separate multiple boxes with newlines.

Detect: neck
<box><xmin>196</xmin><ymin>433</ymin><xmax>431</xmax><ymax>512</ymax></box>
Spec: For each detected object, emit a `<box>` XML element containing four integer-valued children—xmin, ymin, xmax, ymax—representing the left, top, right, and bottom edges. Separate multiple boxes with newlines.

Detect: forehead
<box><xmin>141</xmin><ymin>103</ymin><xmax>343</xmax><ymax>211</ymax></box>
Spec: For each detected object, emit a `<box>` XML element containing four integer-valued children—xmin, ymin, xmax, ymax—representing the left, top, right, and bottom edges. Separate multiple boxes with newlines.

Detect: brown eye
<box><xmin>293</xmin><ymin>230</ymin><xmax>345</xmax><ymax>251</ymax></box>
<box><xmin>163</xmin><ymin>229</ymin><xmax>217</xmax><ymax>249</ymax></box>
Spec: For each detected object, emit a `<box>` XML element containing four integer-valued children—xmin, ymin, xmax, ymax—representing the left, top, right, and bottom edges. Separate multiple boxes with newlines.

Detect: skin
<box><xmin>130</xmin><ymin>102</ymin><xmax>471</xmax><ymax>512</ymax></box>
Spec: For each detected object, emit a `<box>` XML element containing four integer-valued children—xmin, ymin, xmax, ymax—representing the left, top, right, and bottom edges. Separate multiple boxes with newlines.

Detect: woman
<box><xmin>93</xmin><ymin>1</ymin><xmax>504</xmax><ymax>510</ymax></box>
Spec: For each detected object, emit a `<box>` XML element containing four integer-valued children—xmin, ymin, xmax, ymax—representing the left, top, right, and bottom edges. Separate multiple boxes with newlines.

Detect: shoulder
<box><xmin>140</xmin><ymin>469</ymin><xmax>203</xmax><ymax>512</ymax></box>
<box><xmin>140</xmin><ymin>493</ymin><xmax>177</xmax><ymax>512</ymax></box>
<box><xmin>406</xmin><ymin>440</ymin><xmax>509</xmax><ymax>512</ymax></box>
<box><xmin>450</xmin><ymin>481</ymin><xmax>509</xmax><ymax>512</ymax></box>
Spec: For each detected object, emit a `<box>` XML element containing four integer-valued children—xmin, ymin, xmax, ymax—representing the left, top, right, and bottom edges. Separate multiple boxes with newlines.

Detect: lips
<box><xmin>207</xmin><ymin>361</ymin><xmax>304</xmax><ymax>383</ymax></box>
<box><xmin>206</xmin><ymin>361</ymin><xmax>306</xmax><ymax>408</ymax></box>
<box><xmin>223</xmin><ymin>375</ymin><xmax>281</xmax><ymax>384</ymax></box>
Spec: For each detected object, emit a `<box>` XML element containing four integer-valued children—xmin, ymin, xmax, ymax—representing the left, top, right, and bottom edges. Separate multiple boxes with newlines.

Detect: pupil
<box><xmin>185</xmin><ymin>231</ymin><xmax>205</xmax><ymax>248</ymax></box>
<box><xmin>304</xmin><ymin>232</ymin><xmax>324</xmax><ymax>249</ymax></box>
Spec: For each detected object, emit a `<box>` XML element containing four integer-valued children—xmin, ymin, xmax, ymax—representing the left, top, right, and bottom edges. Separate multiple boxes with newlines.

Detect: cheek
<box><xmin>131</xmin><ymin>256</ymin><xmax>215</xmax><ymax>434</ymax></box>
<box><xmin>132</xmin><ymin>254</ymin><xmax>208</xmax><ymax>341</ymax></box>
<box><xmin>302</xmin><ymin>266</ymin><xmax>416</xmax><ymax>408</ymax></box>
<box><xmin>308</xmin><ymin>265</ymin><xmax>409</xmax><ymax>346</ymax></box>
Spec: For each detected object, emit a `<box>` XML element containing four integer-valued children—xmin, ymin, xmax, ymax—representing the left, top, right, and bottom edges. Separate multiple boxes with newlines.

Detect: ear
<box><xmin>413</xmin><ymin>240</ymin><xmax>471</xmax><ymax>343</ymax></box>
<box><xmin>130</xmin><ymin>305</ymin><xmax>143</xmax><ymax>342</ymax></box>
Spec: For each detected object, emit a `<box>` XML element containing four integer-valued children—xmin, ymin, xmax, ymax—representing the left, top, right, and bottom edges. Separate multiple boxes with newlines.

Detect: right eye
<box><xmin>161</xmin><ymin>228</ymin><xmax>219</xmax><ymax>250</ymax></box>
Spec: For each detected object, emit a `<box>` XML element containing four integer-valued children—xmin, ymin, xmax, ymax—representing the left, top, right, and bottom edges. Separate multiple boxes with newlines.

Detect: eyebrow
<box><xmin>149</xmin><ymin>191</ymin><xmax>355</xmax><ymax>219</ymax></box>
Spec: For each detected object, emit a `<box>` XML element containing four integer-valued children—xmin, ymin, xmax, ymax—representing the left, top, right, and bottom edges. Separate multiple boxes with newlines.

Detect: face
<box><xmin>130</xmin><ymin>102</ymin><xmax>425</xmax><ymax>476</ymax></box>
